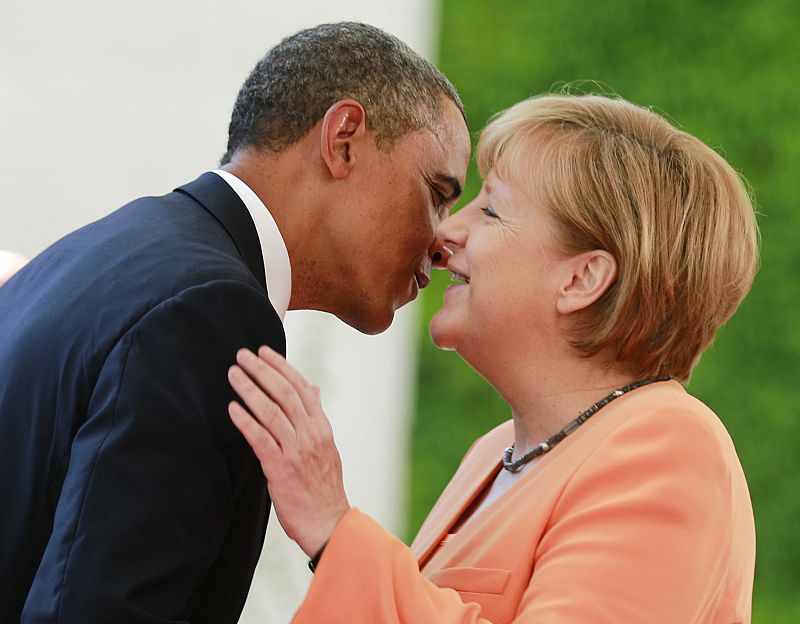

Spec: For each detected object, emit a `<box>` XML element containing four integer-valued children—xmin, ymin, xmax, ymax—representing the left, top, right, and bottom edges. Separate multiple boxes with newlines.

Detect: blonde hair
<box><xmin>477</xmin><ymin>94</ymin><xmax>759</xmax><ymax>380</ymax></box>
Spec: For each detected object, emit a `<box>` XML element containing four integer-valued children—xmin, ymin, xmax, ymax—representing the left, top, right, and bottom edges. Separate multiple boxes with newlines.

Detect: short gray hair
<box><xmin>222</xmin><ymin>22</ymin><xmax>465</xmax><ymax>163</ymax></box>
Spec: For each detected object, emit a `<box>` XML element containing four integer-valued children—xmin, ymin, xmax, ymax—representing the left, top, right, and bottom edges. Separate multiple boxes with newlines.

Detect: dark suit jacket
<box><xmin>0</xmin><ymin>173</ymin><xmax>285</xmax><ymax>623</ymax></box>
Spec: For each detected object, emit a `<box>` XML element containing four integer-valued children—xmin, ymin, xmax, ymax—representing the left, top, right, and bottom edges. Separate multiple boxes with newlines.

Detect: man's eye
<box><xmin>430</xmin><ymin>185</ymin><xmax>447</xmax><ymax>206</ymax></box>
<box><xmin>481</xmin><ymin>205</ymin><xmax>499</xmax><ymax>218</ymax></box>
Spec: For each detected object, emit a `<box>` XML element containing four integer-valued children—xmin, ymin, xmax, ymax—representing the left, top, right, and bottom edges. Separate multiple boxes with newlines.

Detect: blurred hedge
<box><xmin>408</xmin><ymin>0</ymin><xmax>800</xmax><ymax>620</ymax></box>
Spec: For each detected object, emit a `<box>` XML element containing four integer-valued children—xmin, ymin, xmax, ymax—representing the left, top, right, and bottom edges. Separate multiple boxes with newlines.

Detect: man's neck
<box><xmin>220</xmin><ymin>146</ymin><xmax>328</xmax><ymax>311</ymax></box>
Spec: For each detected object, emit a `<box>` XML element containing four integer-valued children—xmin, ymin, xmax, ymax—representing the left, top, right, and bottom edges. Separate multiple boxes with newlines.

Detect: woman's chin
<box><xmin>429</xmin><ymin>313</ymin><xmax>460</xmax><ymax>351</ymax></box>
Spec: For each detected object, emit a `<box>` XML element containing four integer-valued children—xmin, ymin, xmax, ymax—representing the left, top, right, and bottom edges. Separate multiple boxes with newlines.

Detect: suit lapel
<box><xmin>175</xmin><ymin>173</ymin><xmax>268</xmax><ymax>294</ymax></box>
<box><xmin>411</xmin><ymin>421</ymin><xmax>513</xmax><ymax>568</ymax></box>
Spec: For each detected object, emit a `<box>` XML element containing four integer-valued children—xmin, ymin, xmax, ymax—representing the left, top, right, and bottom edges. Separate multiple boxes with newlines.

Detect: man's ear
<box><xmin>319</xmin><ymin>100</ymin><xmax>367</xmax><ymax>180</ymax></box>
<box><xmin>556</xmin><ymin>250</ymin><xmax>617</xmax><ymax>315</ymax></box>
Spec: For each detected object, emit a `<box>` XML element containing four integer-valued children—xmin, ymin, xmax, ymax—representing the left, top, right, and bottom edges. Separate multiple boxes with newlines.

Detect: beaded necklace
<box><xmin>502</xmin><ymin>376</ymin><xmax>670</xmax><ymax>472</ymax></box>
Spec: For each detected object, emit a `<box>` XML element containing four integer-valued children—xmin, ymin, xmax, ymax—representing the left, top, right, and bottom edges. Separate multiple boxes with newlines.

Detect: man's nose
<box><xmin>429</xmin><ymin>236</ymin><xmax>452</xmax><ymax>268</ymax></box>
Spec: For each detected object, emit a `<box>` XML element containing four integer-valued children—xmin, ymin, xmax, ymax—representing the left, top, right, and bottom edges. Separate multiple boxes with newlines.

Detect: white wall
<box><xmin>1</xmin><ymin>2</ymin><xmax>438</xmax><ymax>621</ymax></box>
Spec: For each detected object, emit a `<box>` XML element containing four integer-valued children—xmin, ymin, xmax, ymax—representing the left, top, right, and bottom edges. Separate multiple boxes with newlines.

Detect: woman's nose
<box><xmin>431</xmin><ymin>211</ymin><xmax>468</xmax><ymax>267</ymax></box>
<box><xmin>430</xmin><ymin>237</ymin><xmax>452</xmax><ymax>268</ymax></box>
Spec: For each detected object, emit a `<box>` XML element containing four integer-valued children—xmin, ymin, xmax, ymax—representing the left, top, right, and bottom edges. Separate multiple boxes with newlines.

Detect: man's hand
<box><xmin>228</xmin><ymin>347</ymin><xmax>350</xmax><ymax>557</ymax></box>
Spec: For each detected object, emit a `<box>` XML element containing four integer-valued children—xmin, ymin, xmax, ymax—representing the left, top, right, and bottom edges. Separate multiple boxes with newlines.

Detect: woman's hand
<box><xmin>227</xmin><ymin>346</ymin><xmax>350</xmax><ymax>558</ymax></box>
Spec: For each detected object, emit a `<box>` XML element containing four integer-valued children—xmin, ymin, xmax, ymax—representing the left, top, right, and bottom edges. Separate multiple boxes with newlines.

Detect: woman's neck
<box><xmin>499</xmin><ymin>356</ymin><xmax>636</xmax><ymax>459</ymax></box>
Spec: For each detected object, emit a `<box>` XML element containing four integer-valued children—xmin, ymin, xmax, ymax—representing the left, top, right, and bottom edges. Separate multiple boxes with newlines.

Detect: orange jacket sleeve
<box><xmin>294</xmin><ymin>508</ymin><xmax>489</xmax><ymax>624</ymax></box>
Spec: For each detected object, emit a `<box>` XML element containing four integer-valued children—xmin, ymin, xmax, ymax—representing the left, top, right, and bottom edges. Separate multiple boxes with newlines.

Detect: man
<box><xmin>0</xmin><ymin>22</ymin><xmax>470</xmax><ymax>623</ymax></box>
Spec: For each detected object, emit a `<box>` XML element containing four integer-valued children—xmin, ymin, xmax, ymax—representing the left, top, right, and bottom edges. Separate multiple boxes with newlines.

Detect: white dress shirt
<box><xmin>212</xmin><ymin>169</ymin><xmax>291</xmax><ymax>320</ymax></box>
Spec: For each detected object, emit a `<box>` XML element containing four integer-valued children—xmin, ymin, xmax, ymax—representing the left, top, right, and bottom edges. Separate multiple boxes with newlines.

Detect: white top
<box><xmin>212</xmin><ymin>169</ymin><xmax>291</xmax><ymax>320</ymax></box>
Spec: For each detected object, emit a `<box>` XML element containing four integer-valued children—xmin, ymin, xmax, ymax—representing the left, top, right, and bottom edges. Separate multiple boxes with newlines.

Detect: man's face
<box><xmin>330</xmin><ymin>98</ymin><xmax>471</xmax><ymax>334</ymax></box>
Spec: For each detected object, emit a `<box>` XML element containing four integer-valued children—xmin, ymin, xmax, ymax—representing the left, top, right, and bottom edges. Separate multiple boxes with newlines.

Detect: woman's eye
<box><xmin>481</xmin><ymin>205</ymin><xmax>499</xmax><ymax>218</ymax></box>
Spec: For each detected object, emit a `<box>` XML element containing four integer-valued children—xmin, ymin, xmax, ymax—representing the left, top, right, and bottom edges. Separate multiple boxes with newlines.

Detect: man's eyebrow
<box><xmin>432</xmin><ymin>173</ymin><xmax>463</xmax><ymax>201</ymax></box>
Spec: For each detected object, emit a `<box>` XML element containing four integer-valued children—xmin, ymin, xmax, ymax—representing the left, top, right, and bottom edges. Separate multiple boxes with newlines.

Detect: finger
<box><xmin>228</xmin><ymin>401</ymin><xmax>282</xmax><ymax>477</ymax></box>
<box><xmin>236</xmin><ymin>349</ymin><xmax>308</xmax><ymax>429</ymax></box>
<box><xmin>228</xmin><ymin>365</ymin><xmax>295</xmax><ymax>444</ymax></box>
<box><xmin>256</xmin><ymin>346</ymin><xmax>324</xmax><ymax>420</ymax></box>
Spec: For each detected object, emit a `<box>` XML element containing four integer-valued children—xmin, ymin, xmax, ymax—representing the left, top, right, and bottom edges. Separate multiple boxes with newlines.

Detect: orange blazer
<box><xmin>294</xmin><ymin>380</ymin><xmax>755</xmax><ymax>623</ymax></box>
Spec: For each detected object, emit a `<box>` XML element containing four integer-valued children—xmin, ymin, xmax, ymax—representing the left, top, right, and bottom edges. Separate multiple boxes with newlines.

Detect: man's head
<box><xmin>222</xmin><ymin>23</ymin><xmax>471</xmax><ymax>334</ymax></box>
<box><xmin>222</xmin><ymin>22</ymin><xmax>465</xmax><ymax>161</ymax></box>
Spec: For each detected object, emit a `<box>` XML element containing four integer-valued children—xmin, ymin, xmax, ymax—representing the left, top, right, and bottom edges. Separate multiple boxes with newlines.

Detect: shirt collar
<box><xmin>212</xmin><ymin>169</ymin><xmax>291</xmax><ymax>320</ymax></box>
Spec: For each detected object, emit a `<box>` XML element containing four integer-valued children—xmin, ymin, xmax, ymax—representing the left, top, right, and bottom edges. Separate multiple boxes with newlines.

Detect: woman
<box><xmin>228</xmin><ymin>94</ymin><xmax>759</xmax><ymax>623</ymax></box>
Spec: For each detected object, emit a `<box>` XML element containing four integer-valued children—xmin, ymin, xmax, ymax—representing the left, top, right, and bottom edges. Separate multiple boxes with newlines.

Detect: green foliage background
<box><xmin>408</xmin><ymin>0</ymin><xmax>800</xmax><ymax>620</ymax></box>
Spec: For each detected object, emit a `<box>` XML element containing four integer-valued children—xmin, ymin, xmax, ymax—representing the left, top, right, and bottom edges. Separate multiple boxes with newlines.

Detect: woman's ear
<box><xmin>556</xmin><ymin>250</ymin><xmax>617</xmax><ymax>315</ymax></box>
<box><xmin>319</xmin><ymin>100</ymin><xmax>367</xmax><ymax>180</ymax></box>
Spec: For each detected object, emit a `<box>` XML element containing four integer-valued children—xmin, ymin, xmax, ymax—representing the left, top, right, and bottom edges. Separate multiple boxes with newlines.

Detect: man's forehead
<box><xmin>424</xmin><ymin>117</ymin><xmax>470</xmax><ymax>179</ymax></box>
<box><xmin>432</xmin><ymin>104</ymin><xmax>470</xmax><ymax>150</ymax></box>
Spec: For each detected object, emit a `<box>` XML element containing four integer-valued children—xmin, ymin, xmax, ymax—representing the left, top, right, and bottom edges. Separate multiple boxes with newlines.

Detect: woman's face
<box><xmin>429</xmin><ymin>170</ymin><xmax>574</xmax><ymax>367</ymax></box>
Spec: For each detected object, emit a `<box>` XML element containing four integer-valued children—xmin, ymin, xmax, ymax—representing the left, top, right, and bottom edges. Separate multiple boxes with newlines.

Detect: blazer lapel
<box><xmin>175</xmin><ymin>173</ymin><xmax>268</xmax><ymax>294</ymax></box>
<box><xmin>412</xmin><ymin>421</ymin><xmax>513</xmax><ymax>568</ymax></box>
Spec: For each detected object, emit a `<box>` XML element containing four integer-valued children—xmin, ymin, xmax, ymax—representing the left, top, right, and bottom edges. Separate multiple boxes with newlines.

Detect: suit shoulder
<box><xmin>599</xmin><ymin>382</ymin><xmax>738</xmax><ymax>459</ymax></box>
<box><xmin>566</xmin><ymin>383</ymin><xmax>745</xmax><ymax>505</ymax></box>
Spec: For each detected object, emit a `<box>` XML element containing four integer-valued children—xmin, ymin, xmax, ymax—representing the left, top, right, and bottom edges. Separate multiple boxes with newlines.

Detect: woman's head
<box><xmin>470</xmin><ymin>94</ymin><xmax>758</xmax><ymax>381</ymax></box>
